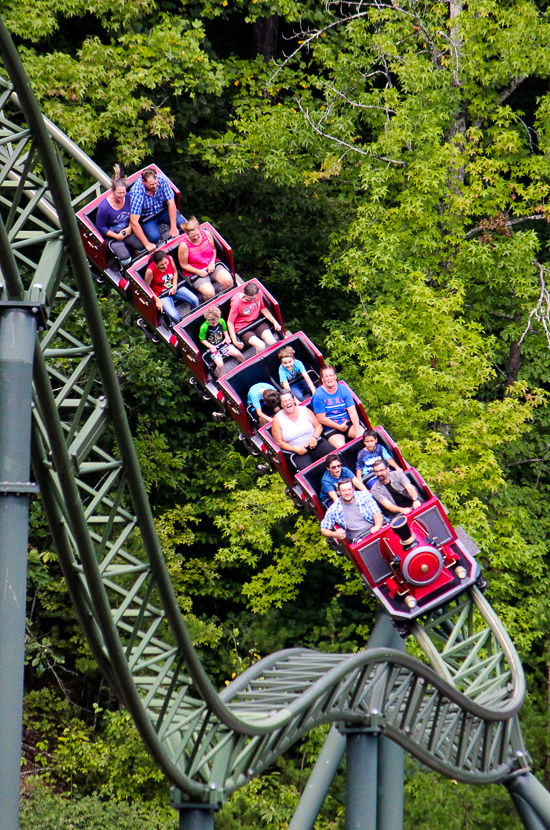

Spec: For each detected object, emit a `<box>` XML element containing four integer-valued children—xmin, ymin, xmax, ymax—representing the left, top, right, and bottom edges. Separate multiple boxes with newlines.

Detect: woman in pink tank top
<box><xmin>178</xmin><ymin>216</ymin><xmax>233</xmax><ymax>300</ymax></box>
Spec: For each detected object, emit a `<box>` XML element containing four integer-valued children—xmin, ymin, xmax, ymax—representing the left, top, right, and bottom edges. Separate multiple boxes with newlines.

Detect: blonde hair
<box><xmin>110</xmin><ymin>164</ymin><xmax>127</xmax><ymax>192</ymax></box>
<box><xmin>184</xmin><ymin>216</ymin><xmax>200</xmax><ymax>233</ymax></box>
<box><xmin>278</xmin><ymin>345</ymin><xmax>295</xmax><ymax>360</ymax></box>
<box><xmin>204</xmin><ymin>306</ymin><xmax>221</xmax><ymax>325</ymax></box>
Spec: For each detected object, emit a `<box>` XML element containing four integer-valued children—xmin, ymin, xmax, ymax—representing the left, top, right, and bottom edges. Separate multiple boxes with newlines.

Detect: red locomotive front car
<box><xmin>349</xmin><ymin>492</ymin><xmax>481</xmax><ymax>620</ymax></box>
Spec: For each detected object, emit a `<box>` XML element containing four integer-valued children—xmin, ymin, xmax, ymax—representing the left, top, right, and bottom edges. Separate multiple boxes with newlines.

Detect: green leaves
<box><xmin>15</xmin><ymin>16</ymin><xmax>227</xmax><ymax>164</ymax></box>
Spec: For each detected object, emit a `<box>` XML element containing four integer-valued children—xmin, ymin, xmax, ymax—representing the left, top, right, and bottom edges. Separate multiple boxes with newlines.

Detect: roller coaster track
<box><xmin>0</xmin><ymin>21</ymin><xmax>532</xmax><ymax>806</ymax></box>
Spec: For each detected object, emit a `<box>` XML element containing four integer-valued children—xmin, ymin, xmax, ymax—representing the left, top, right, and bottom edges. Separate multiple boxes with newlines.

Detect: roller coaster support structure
<box><xmin>288</xmin><ymin>613</ymin><xmax>405</xmax><ymax>830</ymax></box>
<box><xmin>172</xmin><ymin>802</ymin><xmax>219</xmax><ymax>830</ymax></box>
<box><xmin>0</xmin><ymin>231</ymin><xmax>40</xmax><ymax>829</ymax></box>
<box><xmin>506</xmin><ymin>774</ymin><xmax>550</xmax><ymax>830</ymax></box>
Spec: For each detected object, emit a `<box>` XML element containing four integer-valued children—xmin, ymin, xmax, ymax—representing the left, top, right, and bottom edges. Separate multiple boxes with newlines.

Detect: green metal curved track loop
<box><xmin>0</xmin><ymin>17</ymin><xmax>530</xmax><ymax>804</ymax></box>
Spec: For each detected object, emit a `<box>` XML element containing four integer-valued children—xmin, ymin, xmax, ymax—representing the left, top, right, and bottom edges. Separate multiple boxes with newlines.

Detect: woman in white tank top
<box><xmin>271</xmin><ymin>392</ymin><xmax>333</xmax><ymax>471</ymax></box>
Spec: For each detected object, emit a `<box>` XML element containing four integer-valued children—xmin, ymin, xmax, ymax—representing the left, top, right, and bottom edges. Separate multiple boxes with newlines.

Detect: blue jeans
<box><xmin>141</xmin><ymin>208</ymin><xmax>185</xmax><ymax>244</ymax></box>
<box><xmin>161</xmin><ymin>287</ymin><xmax>199</xmax><ymax>324</ymax></box>
<box><xmin>289</xmin><ymin>377</ymin><xmax>312</xmax><ymax>402</ymax></box>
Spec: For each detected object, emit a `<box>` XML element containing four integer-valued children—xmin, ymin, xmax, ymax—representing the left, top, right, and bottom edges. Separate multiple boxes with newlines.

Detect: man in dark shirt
<box><xmin>370</xmin><ymin>460</ymin><xmax>421</xmax><ymax>516</ymax></box>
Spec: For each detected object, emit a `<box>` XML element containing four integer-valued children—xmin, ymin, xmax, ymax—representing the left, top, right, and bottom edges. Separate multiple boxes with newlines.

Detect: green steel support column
<box><xmin>176</xmin><ymin>805</ymin><xmax>217</xmax><ymax>830</ymax></box>
<box><xmin>288</xmin><ymin>726</ymin><xmax>346</xmax><ymax>830</ymax></box>
<box><xmin>288</xmin><ymin>613</ymin><xmax>404</xmax><ymax>830</ymax></box>
<box><xmin>377</xmin><ymin>624</ymin><xmax>406</xmax><ymax>830</ymax></box>
<box><xmin>506</xmin><ymin>774</ymin><xmax>550</xmax><ymax>830</ymax></box>
<box><xmin>0</xmin><ymin>307</ymin><xmax>37</xmax><ymax>830</ymax></box>
<box><xmin>344</xmin><ymin>614</ymin><xmax>405</xmax><ymax>830</ymax></box>
<box><xmin>346</xmin><ymin>730</ymin><xmax>378</xmax><ymax>830</ymax></box>
<box><xmin>377</xmin><ymin>737</ymin><xmax>405</xmax><ymax>830</ymax></box>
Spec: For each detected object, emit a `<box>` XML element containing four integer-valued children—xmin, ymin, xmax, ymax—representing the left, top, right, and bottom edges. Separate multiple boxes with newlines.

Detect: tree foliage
<box><xmin>10</xmin><ymin>0</ymin><xmax>550</xmax><ymax>825</ymax></box>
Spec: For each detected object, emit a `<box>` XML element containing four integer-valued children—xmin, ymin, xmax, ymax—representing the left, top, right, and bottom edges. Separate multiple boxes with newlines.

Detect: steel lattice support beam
<box><xmin>0</xmin><ymin>305</ymin><xmax>37</xmax><ymax>830</ymax></box>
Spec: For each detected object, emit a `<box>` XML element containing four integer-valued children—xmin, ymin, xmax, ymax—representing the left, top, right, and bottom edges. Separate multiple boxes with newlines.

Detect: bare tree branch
<box><xmin>321</xmin><ymin>79</ymin><xmax>396</xmax><ymax>113</ymax></box>
<box><xmin>465</xmin><ymin>213</ymin><xmax>548</xmax><ymax>240</ymax></box>
<box><xmin>498</xmin><ymin>76</ymin><xmax>527</xmax><ymax>105</ymax></box>
<box><xmin>519</xmin><ymin>261</ymin><xmax>550</xmax><ymax>348</ymax></box>
<box><xmin>269</xmin><ymin>11</ymin><xmax>371</xmax><ymax>83</ymax></box>
<box><xmin>297</xmin><ymin>99</ymin><xmax>406</xmax><ymax>165</ymax></box>
<box><xmin>270</xmin><ymin>0</ymin><xmax>443</xmax><ymax>84</ymax></box>
<box><xmin>506</xmin><ymin>457</ymin><xmax>548</xmax><ymax>468</ymax></box>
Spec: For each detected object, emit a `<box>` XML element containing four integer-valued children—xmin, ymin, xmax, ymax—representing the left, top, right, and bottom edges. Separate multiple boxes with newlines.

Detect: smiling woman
<box><xmin>271</xmin><ymin>390</ymin><xmax>332</xmax><ymax>470</ymax></box>
<box><xmin>95</xmin><ymin>165</ymin><xmax>143</xmax><ymax>266</ymax></box>
<box><xmin>178</xmin><ymin>216</ymin><xmax>233</xmax><ymax>300</ymax></box>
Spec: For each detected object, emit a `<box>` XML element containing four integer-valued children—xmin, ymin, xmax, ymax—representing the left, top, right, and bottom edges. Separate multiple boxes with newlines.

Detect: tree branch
<box><xmin>506</xmin><ymin>458</ymin><xmax>548</xmax><ymax>468</ymax></box>
<box><xmin>519</xmin><ymin>261</ymin><xmax>550</xmax><ymax>348</ymax></box>
<box><xmin>321</xmin><ymin>79</ymin><xmax>396</xmax><ymax>113</ymax></box>
<box><xmin>271</xmin><ymin>0</ymin><xmax>443</xmax><ymax>83</ymax></box>
<box><xmin>498</xmin><ymin>76</ymin><xmax>527</xmax><ymax>105</ymax></box>
<box><xmin>297</xmin><ymin>99</ymin><xmax>406</xmax><ymax>165</ymax></box>
<box><xmin>465</xmin><ymin>213</ymin><xmax>548</xmax><ymax>240</ymax></box>
<box><xmin>270</xmin><ymin>11</ymin><xmax>371</xmax><ymax>83</ymax></box>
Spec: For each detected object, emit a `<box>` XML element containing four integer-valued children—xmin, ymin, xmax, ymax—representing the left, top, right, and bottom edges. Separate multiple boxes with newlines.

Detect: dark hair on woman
<box><xmin>110</xmin><ymin>164</ymin><xmax>127</xmax><ymax>191</ymax></box>
<box><xmin>150</xmin><ymin>250</ymin><xmax>169</xmax><ymax>265</ymax></box>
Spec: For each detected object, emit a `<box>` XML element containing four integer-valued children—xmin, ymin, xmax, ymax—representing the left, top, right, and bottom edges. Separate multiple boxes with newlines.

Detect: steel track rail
<box><xmin>0</xmin><ymin>19</ymin><xmax>529</xmax><ymax>804</ymax></box>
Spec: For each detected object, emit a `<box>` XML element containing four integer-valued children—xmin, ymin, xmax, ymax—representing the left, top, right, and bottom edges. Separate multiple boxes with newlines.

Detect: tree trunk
<box><xmin>505</xmin><ymin>341</ymin><xmax>522</xmax><ymax>389</ymax></box>
<box><xmin>505</xmin><ymin>314</ymin><xmax>523</xmax><ymax>392</ymax></box>
<box><xmin>253</xmin><ymin>15</ymin><xmax>279</xmax><ymax>61</ymax></box>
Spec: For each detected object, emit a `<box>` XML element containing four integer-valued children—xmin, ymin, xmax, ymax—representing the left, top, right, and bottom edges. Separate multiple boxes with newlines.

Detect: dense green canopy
<box><xmin>10</xmin><ymin>0</ymin><xmax>550</xmax><ymax>826</ymax></box>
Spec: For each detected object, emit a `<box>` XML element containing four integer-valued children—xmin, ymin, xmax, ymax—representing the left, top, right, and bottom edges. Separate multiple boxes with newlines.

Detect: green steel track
<box><xmin>0</xmin><ymin>19</ymin><xmax>532</xmax><ymax>806</ymax></box>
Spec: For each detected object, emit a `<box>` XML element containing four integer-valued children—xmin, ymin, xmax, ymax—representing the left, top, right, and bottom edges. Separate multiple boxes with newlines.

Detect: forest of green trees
<box><xmin>8</xmin><ymin>0</ymin><xmax>550</xmax><ymax>826</ymax></box>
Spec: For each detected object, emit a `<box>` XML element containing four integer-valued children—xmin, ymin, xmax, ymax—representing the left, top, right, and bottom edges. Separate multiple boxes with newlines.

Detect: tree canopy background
<box><xmin>7</xmin><ymin>0</ymin><xmax>550</xmax><ymax>826</ymax></box>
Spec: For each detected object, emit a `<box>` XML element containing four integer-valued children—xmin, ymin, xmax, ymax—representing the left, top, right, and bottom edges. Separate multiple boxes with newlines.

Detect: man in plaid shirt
<box><xmin>129</xmin><ymin>168</ymin><xmax>186</xmax><ymax>252</ymax></box>
<box><xmin>321</xmin><ymin>479</ymin><xmax>384</xmax><ymax>544</ymax></box>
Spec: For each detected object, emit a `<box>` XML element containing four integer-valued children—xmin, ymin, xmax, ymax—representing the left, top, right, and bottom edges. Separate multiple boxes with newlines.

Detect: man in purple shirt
<box><xmin>129</xmin><ymin>168</ymin><xmax>186</xmax><ymax>252</ymax></box>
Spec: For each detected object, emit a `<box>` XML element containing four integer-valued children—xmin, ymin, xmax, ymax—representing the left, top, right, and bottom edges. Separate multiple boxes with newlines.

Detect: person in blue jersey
<box><xmin>129</xmin><ymin>167</ymin><xmax>185</xmax><ymax>252</ymax></box>
<box><xmin>277</xmin><ymin>345</ymin><xmax>315</xmax><ymax>401</ymax></box>
<box><xmin>311</xmin><ymin>366</ymin><xmax>363</xmax><ymax>449</ymax></box>
<box><xmin>320</xmin><ymin>453</ymin><xmax>366</xmax><ymax>507</ymax></box>
<box><xmin>356</xmin><ymin>430</ymin><xmax>400</xmax><ymax>487</ymax></box>
<box><xmin>320</xmin><ymin>479</ymin><xmax>384</xmax><ymax>544</ymax></box>
<box><xmin>247</xmin><ymin>383</ymin><xmax>281</xmax><ymax>425</ymax></box>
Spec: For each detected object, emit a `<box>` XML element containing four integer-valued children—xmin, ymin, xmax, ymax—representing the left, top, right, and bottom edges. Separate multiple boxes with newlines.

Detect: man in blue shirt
<box><xmin>320</xmin><ymin>479</ymin><xmax>384</xmax><ymax>544</ymax></box>
<box><xmin>129</xmin><ymin>168</ymin><xmax>186</xmax><ymax>252</ymax></box>
<box><xmin>312</xmin><ymin>366</ymin><xmax>364</xmax><ymax>449</ymax></box>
